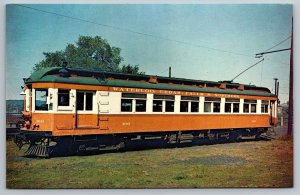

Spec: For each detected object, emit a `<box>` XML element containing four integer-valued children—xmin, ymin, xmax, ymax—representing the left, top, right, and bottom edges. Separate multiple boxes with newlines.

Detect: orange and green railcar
<box><xmin>14</xmin><ymin>66</ymin><xmax>278</xmax><ymax>157</ymax></box>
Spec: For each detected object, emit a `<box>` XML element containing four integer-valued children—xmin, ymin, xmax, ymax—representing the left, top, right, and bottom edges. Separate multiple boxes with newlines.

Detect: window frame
<box><xmin>204</xmin><ymin>97</ymin><xmax>221</xmax><ymax>113</ymax></box>
<box><xmin>121</xmin><ymin>93</ymin><xmax>147</xmax><ymax>113</ymax></box>
<box><xmin>180</xmin><ymin>96</ymin><xmax>200</xmax><ymax>113</ymax></box>
<box><xmin>261</xmin><ymin>100</ymin><xmax>269</xmax><ymax>113</ymax></box>
<box><xmin>225</xmin><ymin>98</ymin><xmax>240</xmax><ymax>113</ymax></box>
<box><xmin>243</xmin><ymin>99</ymin><xmax>257</xmax><ymax>113</ymax></box>
<box><xmin>153</xmin><ymin>95</ymin><xmax>175</xmax><ymax>113</ymax></box>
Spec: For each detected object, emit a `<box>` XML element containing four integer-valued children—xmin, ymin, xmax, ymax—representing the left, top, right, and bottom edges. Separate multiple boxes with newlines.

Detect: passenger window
<box><xmin>136</xmin><ymin>99</ymin><xmax>146</xmax><ymax>112</ymax></box>
<box><xmin>261</xmin><ymin>100</ymin><xmax>269</xmax><ymax>113</ymax></box>
<box><xmin>213</xmin><ymin>102</ymin><xmax>220</xmax><ymax>112</ymax></box>
<box><xmin>58</xmin><ymin>89</ymin><xmax>70</xmax><ymax>106</ymax></box>
<box><xmin>191</xmin><ymin>102</ymin><xmax>199</xmax><ymax>112</ymax></box>
<box><xmin>121</xmin><ymin>93</ymin><xmax>147</xmax><ymax>112</ymax></box>
<box><xmin>165</xmin><ymin>101</ymin><xmax>174</xmax><ymax>112</ymax></box>
<box><xmin>180</xmin><ymin>96</ymin><xmax>199</xmax><ymax>113</ymax></box>
<box><xmin>180</xmin><ymin>101</ymin><xmax>189</xmax><ymax>112</ymax></box>
<box><xmin>225</xmin><ymin>103</ymin><xmax>231</xmax><ymax>113</ymax></box>
<box><xmin>204</xmin><ymin>102</ymin><xmax>211</xmax><ymax>112</ymax></box>
<box><xmin>153</xmin><ymin>100</ymin><xmax>163</xmax><ymax>112</ymax></box>
<box><xmin>233</xmin><ymin>103</ymin><xmax>239</xmax><ymax>113</ymax></box>
<box><xmin>35</xmin><ymin>89</ymin><xmax>48</xmax><ymax>111</ymax></box>
<box><xmin>244</xmin><ymin>99</ymin><xmax>257</xmax><ymax>113</ymax></box>
<box><xmin>153</xmin><ymin>95</ymin><xmax>175</xmax><ymax>112</ymax></box>
<box><xmin>121</xmin><ymin>99</ymin><xmax>132</xmax><ymax>112</ymax></box>
<box><xmin>225</xmin><ymin>98</ymin><xmax>240</xmax><ymax>113</ymax></box>
<box><xmin>251</xmin><ymin>104</ymin><xmax>256</xmax><ymax>113</ymax></box>
<box><xmin>204</xmin><ymin>97</ymin><xmax>221</xmax><ymax>113</ymax></box>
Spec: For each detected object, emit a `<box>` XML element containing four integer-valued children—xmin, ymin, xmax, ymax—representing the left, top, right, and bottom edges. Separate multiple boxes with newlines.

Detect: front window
<box><xmin>35</xmin><ymin>89</ymin><xmax>48</xmax><ymax>111</ymax></box>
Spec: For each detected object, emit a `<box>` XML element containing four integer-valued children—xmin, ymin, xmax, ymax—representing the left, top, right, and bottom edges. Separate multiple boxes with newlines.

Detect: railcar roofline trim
<box><xmin>25</xmin><ymin>67</ymin><xmax>276</xmax><ymax>97</ymax></box>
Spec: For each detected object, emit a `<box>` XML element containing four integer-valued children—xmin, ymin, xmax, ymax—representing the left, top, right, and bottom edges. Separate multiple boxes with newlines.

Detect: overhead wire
<box><xmin>158</xmin><ymin>67</ymin><xmax>169</xmax><ymax>75</ymax></box>
<box><xmin>15</xmin><ymin>4</ymin><xmax>252</xmax><ymax>58</ymax></box>
<box><xmin>264</xmin><ymin>36</ymin><xmax>291</xmax><ymax>52</ymax></box>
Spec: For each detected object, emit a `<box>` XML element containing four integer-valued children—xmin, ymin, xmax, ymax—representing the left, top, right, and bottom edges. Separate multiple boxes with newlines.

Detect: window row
<box><xmin>120</xmin><ymin>93</ymin><xmax>269</xmax><ymax>114</ymax></box>
<box><xmin>35</xmin><ymin>89</ymin><xmax>94</xmax><ymax>111</ymax></box>
<box><xmin>33</xmin><ymin>89</ymin><xmax>270</xmax><ymax>114</ymax></box>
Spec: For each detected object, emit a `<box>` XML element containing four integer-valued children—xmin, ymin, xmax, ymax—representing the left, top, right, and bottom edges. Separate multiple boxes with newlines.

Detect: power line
<box><xmin>158</xmin><ymin>67</ymin><xmax>169</xmax><ymax>75</ymax></box>
<box><xmin>15</xmin><ymin>4</ymin><xmax>252</xmax><ymax>58</ymax></box>
<box><xmin>264</xmin><ymin>36</ymin><xmax>291</xmax><ymax>52</ymax></box>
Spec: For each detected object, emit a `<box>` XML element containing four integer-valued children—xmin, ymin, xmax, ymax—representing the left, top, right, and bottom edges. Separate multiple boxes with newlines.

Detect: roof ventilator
<box><xmin>219</xmin><ymin>83</ymin><xmax>226</xmax><ymax>89</ymax></box>
<box><xmin>149</xmin><ymin>76</ymin><xmax>158</xmax><ymax>84</ymax></box>
<box><xmin>238</xmin><ymin>84</ymin><xmax>244</xmax><ymax>91</ymax></box>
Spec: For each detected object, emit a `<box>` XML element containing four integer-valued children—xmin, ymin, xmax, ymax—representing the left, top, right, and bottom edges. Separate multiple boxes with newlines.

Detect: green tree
<box><xmin>33</xmin><ymin>35</ymin><xmax>143</xmax><ymax>74</ymax></box>
<box><xmin>121</xmin><ymin>64</ymin><xmax>145</xmax><ymax>75</ymax></box>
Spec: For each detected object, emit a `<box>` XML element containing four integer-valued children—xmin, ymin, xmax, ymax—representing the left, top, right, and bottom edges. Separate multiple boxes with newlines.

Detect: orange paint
<box><xmin>29</xmin><ymin>113</ymin><xmax>272</xmax><ymax>136</ymax></box>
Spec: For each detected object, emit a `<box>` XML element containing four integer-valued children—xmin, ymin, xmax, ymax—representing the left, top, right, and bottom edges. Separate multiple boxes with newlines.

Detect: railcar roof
<box><xmin>25</xmin><ymin>67</ymin><xmax>276</xmax><ymax>97</ymax></box>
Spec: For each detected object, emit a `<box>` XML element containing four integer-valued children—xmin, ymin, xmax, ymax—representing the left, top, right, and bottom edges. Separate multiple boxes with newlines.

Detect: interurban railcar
<box><xmin>14</xmin><ymin>66</ymin><xmax>278</xmax><ymax>157</ymax></box>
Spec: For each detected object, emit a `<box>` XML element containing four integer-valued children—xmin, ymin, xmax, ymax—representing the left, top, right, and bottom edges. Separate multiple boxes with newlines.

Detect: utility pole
<box><xmin>274</xmin><ymin>78</ymin><xmax>278</xmax><ymax>97</ymax></box>
<box><xmin>287</xmin><ymin>17</ymin><xmax>293</xmax><ymax>137</ymax></box>
<box><xmin>169</xmin><ymin>66</ymin><xmax>172</xmax><ymax>78</ymax></box>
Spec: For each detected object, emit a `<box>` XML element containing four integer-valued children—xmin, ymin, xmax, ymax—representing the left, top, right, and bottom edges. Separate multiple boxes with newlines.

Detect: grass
<box><xmin>6</xmin><ymin>138</ymin><xmax>293</xmax><ymax>188</ymax></box>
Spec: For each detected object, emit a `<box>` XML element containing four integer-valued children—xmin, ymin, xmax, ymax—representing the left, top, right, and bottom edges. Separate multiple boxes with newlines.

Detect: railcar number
<box><xmin>122</xmin><ymin>122</ymin><xmax>131</xmax><ymax>126</ymax></box>
<box><xmin>36</xmin><ymin>120</ymin><xmax>44</xmax><ymax>123</ymax></box>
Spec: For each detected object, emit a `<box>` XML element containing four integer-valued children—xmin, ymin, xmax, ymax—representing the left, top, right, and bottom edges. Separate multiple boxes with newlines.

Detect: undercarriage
<box><xmin>14</xmin><ymin>128</ymin><xmax>271</xmax><ymax>158</ymax></box>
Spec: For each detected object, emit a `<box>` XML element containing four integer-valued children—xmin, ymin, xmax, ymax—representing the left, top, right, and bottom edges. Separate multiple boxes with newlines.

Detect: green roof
<box><xmin>25</xmin><ymin>67</ymin><xmax>276</xmax><ymax>98</ymax></box>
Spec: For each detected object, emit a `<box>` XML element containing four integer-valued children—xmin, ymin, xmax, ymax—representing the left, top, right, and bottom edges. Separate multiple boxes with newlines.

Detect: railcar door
<box><xmin>75</xmin><ymin>91</ymin><xmax>97</xmax><ymax>128</ymax></box>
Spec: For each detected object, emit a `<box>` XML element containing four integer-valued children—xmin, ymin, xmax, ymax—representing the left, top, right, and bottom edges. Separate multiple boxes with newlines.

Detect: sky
<box><xmin>5</xmin><ymin>4</ymin><xmax>292</xmax><ymax>102</ymax></box>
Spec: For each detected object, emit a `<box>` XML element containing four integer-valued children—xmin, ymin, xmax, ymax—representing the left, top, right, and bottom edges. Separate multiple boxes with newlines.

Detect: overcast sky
<box><xmin>6</xmin><ymin>4</ymin><xmax>292</xmax><ymax>102</ymax></box>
